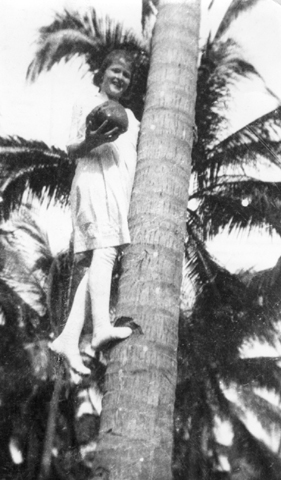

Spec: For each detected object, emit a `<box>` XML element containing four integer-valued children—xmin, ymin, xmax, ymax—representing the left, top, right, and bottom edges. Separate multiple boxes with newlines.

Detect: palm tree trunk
<box><xmin>93</xmin><ymin>1</ymin><xmax>200</xmax><ymax>479</ymax></box>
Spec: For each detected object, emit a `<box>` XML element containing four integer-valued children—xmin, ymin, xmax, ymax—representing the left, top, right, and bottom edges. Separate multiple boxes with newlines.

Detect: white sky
<box><xmin>1</xmin><ymin>0</ymin><xmax>281</xmax><ymax>270</ymax></box>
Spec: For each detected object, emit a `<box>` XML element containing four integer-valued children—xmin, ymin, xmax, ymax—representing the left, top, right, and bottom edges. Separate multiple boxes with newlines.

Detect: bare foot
<box><xmin>49</xmin><ymin>337</ymin><xmax>91</xmax><ymax>376</ymax></box>
<box><xmin>86</xmin><ymin>326</ymin><xmax>132</xmax><ymax>355</ymax></box>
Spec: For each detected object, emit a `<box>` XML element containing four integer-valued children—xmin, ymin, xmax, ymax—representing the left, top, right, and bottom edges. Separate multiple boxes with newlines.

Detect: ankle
<box><xmin>93</xmin><ymin>321</ymin><xmax>112</xmax><ymax>332</ymax></box>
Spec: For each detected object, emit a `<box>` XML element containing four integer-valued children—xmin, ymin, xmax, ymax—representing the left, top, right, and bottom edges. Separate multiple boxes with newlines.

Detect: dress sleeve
<box><xmin>67</xmin><ymin>101</ymin><xmax>86</xmax><ymax>146</ymax></box>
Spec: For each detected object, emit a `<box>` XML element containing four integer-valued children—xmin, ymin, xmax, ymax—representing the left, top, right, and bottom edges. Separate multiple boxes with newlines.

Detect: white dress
<box><xmin>68</xmin><ymin>91</ymin><xmax>139</xmax><ymax>253</ymax></box>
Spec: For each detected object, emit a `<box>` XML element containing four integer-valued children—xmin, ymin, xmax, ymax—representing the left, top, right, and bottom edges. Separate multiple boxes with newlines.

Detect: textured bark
<box><xmin>93</xmin><ymin>1</ymin><xmax>200</xmax><ymax>479</ymax></box>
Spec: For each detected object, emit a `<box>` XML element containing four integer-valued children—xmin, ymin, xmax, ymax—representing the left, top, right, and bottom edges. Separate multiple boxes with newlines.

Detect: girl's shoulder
<box><xmin>125</xmin><ymin>108</ymin><xmax>140</xmax><ymax>129</ymax></box>
<box><xmin>73</xmin><ymin>87</ymin><xmax>104</xmax><ymax>111</ymax></box>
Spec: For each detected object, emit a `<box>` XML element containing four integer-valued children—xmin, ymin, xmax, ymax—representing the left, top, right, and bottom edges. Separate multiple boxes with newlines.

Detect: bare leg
<box><xmin>87</xmin><ymin>247</ymin><xmax>132</xmax><ymax>353</ymax></box>
<box><xmin>50</xmin><ymin>272</ymin><xmax>91</xmax><ymax>375</ymax></box>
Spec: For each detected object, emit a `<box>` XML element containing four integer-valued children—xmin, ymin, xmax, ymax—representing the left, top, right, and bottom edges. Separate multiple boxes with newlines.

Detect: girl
<box><xmin>50</xmin><ymin>50</ymin><xmax>140</xmax><ymax>375</ymax></box>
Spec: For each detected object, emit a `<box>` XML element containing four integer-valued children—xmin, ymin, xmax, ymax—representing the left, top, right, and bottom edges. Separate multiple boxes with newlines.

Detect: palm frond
<box><xmin>237</xmin><ymin>385</ymin><xmax>281</xmax><ymax>437</ymax></box>
<box><xmin>1</xmin><ymin>277</ymin><xmax>47</xmax><ymax>317</ymax></box>
<box><xmin>194</xmin><ymin>39</ymin><xmax>261</xmax><ymax>188</ymax></box>
<box><xmin>245</xmin><ymin>256</ymin><xmax>281</xmax><ymax>296</ymax></box>
<box><xmin>0</xmin><ymin>207</ymin><xmax>51</xmax><ymax>263</ymax></box>
<box><xmin>203</xmin><ymin>106</ymin><xmax>281</xmax><ymax>185</ymax></box>
<box><xmin>27</xmin><ymin>9</ymin><xmax>149</xmax><ymax>119</ymax></box>
<box><xmin>0</xmin><ymin>278</ymin><xmax>26</xmax><ymax>322</ymax></box>
<box><xmin>0</xmin><ymin>207</ymin><xmax>54</xmax><ymax>316</ymax></box>
<box><xmin>214</xmin><ymin>0</ymin><xmax>262</xmax><ymax>42</ymax></box>
<box><xmin>177</xmin><ymin>311</ymin><xmax>281</xmax><ymax>478</ymax></box>
<box><xmin>28</xmin><ymin>29</ymin><xmax>96</xmax><ymax>79</ymax></box>
<box><xmin>230</xmin><ymin>417</ymin><xmax>281</xmax><ymax>480</ymax></box>
<box><xmin>239</xmin><ymin>256</ymin><xmax>281</xmax><ymax>329</ymax></box>
<box><xmin>177</xmin><ymin>317</ymin><xmax>281</xmax><ymax>477</ymax></box>
<box><xmin>0</xmin><ymin>136</ymin><xmax>74</xmax><ymax>218</ymax></box>
<box><xmin>185</xmin><ymin>210</ymin><xmax>222</xmax><ymax>294</ymax></box>
<box><xmin>225</xmin><ymin>357</ymin><xmax>281</xmax><ymax>394</ymax></box>
<box><xmin>193</xmin><ymin>177</ymin><xmax>281</xmax><ymax>237</ymax></box>
<box><xmin>27</xmin><ymin>10</ymin><xmax>143</xmax><ymax>78</ymax></box>
<box><xmin>181</xmin><ymin>263</ymin><xmax>278</xmax><ymax>377</ymax></box>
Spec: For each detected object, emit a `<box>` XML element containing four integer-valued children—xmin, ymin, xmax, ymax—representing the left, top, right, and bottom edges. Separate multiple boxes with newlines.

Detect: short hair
<box><xmin>93</xmin><ymin>50</ymin><xmax>136</xmax><ymax>99</ymax></box>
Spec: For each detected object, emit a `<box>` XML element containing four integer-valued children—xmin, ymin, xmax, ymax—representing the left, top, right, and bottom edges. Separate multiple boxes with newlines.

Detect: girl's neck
<box><xmin>99</xmin><ymin>89</ymin><xmax>120</xmax><ymax>103</ymax></box>
<box><xmin>99</xmin><ymin>90</ymin><xmax>108</xmax><ymax>101</ymax></box>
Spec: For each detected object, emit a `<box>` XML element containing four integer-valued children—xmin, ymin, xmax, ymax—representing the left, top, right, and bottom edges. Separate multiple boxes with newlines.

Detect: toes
<box><xmin>70</xmin><ymin>360</ymin><xmax>91</xmax><ymax>376</ymax></box>
<box><xmin>91</xmin><ymin>326</ymin><xmax>132</xmax><ymax>350</ymax></box>
<box><xmin>112</xmin><ymin>326</ymin><xmax>132</xmax><ymax>340</ymax></box>
<box><xmin>83</xmin><ymin>344</ymin><xmax>98</xmax><ymax>359</ymax></box>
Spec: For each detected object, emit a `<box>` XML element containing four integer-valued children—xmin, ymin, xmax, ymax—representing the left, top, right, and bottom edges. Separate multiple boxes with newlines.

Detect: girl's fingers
<box><xmin>96</xmin><ymin>119</ymin><xmax>109</xmax><ymax>133</ymax></box>
<box><xmin>105</xmin><ymin>126</ymin><xmax>120</xmax><ymax>137</ymax></box>
<box><xmin>85</xmin><ymin>122</ymin><xmax>120</xmax><ymax>148</ymax></box>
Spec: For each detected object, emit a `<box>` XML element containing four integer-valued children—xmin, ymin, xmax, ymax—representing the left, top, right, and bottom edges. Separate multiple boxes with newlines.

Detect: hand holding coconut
<box><xmin>85</xmin><ymin>100</ymin><xmax>129</xmax><ymax>148</ymax></box>
<box><xmin>68</xmin><ymin>100</ymin><xmax>129</xmax><ymax>158</ymax></box>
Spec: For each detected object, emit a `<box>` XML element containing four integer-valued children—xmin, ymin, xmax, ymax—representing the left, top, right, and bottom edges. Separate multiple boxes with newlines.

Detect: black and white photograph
<box><xmin>1</xmin><ymin>1</ymin><xmax>281</xmax><ymax>479</ymax></box>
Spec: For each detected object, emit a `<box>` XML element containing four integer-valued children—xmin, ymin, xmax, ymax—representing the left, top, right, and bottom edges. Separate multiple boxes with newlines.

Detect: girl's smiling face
<box><xmin>100</xmin><ymin>61</ymin><xmax>132</xmax><ymax>101</ymax></box>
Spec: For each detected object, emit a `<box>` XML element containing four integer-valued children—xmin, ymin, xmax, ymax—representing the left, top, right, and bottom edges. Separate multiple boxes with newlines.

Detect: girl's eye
<box><xmin>111</xmin><ymin>67</ymin><xmax>130</xmax><ymax>79</ymax></box>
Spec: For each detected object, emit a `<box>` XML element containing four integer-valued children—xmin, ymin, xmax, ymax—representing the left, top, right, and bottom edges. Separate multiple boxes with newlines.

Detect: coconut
<box><xmin>86</xmin><ymin>100</ymin><xmax>128</xmax><ymax>135</ymax></box>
